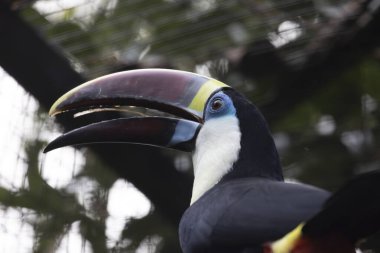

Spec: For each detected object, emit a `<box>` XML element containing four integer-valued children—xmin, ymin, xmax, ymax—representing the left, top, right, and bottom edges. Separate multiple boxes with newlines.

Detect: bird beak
<box><xmin>44</xmin><ymin>69</ymin><xmax>229</xmax><ymax>153</ymax></box>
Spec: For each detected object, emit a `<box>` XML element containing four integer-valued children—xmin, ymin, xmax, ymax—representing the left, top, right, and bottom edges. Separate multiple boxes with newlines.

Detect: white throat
<box><xmin>191</xmin><ymin>115</ymin><xmax>241</xmax><ymax>204</ymax></box>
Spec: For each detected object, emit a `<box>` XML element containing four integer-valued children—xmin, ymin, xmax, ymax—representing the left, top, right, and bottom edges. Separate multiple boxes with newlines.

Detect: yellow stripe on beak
<box><xmin>188</xmin><ymin>79</ymin><xmax>228</xmax><ymax>114</ymax></box>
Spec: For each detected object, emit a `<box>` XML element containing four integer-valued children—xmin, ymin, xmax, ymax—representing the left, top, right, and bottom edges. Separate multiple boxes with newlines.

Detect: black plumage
<box><xmin>303</xmin><ymin>170</ymin><xmax>380</xmax><ymax>242</ymax></box>
<box><xmin>221</xmin><ymin>90</ymin><xmax>283</xmax><ymax>182</ymax></box>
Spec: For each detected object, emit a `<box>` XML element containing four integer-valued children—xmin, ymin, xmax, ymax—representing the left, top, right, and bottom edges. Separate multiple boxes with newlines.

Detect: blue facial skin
<box><xmin>204</xmin><ymin>91</ymin><xmax>237</xmax><ymax>121</ymax></box>
<box><xmin>169</xmin><ymin>91</ymin><xmax>235</xmax><ymax>148</ymax></box>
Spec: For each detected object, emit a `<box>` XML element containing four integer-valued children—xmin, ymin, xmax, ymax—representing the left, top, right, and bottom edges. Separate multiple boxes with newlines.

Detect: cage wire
<box><xmin>22</xmin><ymin>0</ymin><xmax>344</xmax><ymax>78</ymax></box>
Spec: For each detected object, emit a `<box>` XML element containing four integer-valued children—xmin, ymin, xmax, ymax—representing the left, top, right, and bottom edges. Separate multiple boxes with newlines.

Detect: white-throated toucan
<box><xmin>44</xmin><ymin>69</ymin><xmax>379</xmax><ymax>253</ymax></box>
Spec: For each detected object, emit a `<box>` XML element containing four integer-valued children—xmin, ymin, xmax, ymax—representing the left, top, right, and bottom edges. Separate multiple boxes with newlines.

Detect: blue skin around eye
<box><xmin>204</xmin><ymin>91</ymin><xmax>236</xmax><ymax>120</ymax></box>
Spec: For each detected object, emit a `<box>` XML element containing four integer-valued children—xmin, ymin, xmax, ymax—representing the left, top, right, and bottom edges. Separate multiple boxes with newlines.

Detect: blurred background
<box><xmin>0</xmin><ymin>0</ymin><xmax>379</xmax><ymax>252</ymax></box>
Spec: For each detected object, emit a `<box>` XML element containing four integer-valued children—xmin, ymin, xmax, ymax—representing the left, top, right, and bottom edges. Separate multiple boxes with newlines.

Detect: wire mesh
<box><xmin>22</xmin><ymin>0</ymin><xmax>335</xmax><ymax>78</ymax></box>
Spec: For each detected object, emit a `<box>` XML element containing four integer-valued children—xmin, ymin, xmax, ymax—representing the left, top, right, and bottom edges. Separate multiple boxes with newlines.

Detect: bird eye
<box><xmin>211</xmin><ymin>98</ymin><xmax>224</xmax><ymax>111</ymax></box>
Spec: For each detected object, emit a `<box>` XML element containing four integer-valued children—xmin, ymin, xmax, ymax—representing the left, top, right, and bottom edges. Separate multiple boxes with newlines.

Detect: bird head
<box><xmin>45</xmin><ymin>69</ymin><xmax>282</xmax><ymax>203</ymax></box>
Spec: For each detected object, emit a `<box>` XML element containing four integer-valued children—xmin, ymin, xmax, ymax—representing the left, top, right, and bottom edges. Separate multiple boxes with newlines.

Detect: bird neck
<box><xmin>191</xmin><ymin>115</ymin><xmax>241</xmax><ymax>204</ymax></box>
<box><xmin>221</xmin><ymin>90</ymin><xmax>284</xmax><ymax>182</ymax></box>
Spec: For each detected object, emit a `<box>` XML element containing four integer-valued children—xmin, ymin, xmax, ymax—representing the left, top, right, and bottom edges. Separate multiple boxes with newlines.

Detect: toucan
<box><xmin>44</xmin><ymin>69</ymin><xmax>378</xmax><ymax>253</ymax></box>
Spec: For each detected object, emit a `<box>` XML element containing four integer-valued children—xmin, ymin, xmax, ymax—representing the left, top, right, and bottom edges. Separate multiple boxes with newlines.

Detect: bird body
<box><xmin>180</xmin><ymin>178</ymin><xmax>329</xmax><ymax>253</ymax></box>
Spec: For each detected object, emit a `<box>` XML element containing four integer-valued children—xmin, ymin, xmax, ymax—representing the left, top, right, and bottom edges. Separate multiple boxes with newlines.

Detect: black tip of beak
<box><xmin>43</xmin><ymin>140</ymin><xmax>65</xmax><ymax>153</ymax></box>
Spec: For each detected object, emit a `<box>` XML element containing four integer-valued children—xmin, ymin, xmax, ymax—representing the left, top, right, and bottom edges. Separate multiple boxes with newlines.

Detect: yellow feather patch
<box><xmin>270</xmin><ymin>223</ymin><xmax>304</xmax><ymax>253</ymax></box>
